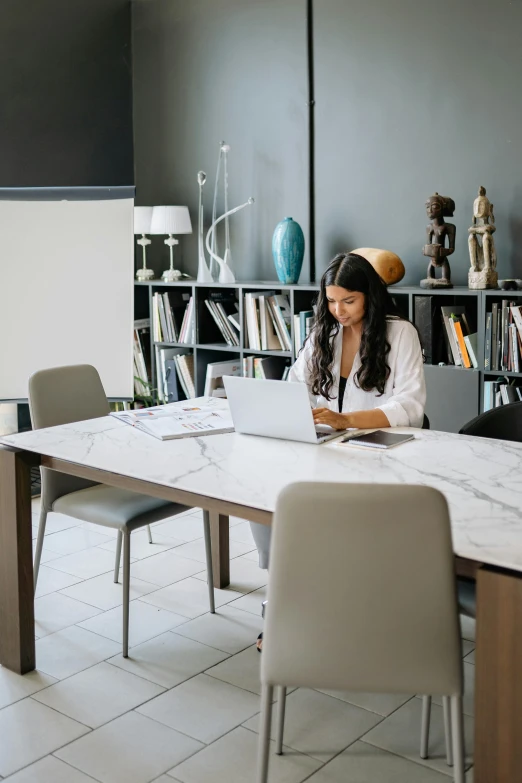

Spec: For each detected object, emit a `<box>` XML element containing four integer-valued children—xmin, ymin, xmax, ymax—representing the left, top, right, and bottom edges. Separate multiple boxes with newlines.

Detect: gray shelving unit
<box><xmin>134</xmin><ymin>281</ymin><xmax>522</xmax><ymax>433</ymax></box>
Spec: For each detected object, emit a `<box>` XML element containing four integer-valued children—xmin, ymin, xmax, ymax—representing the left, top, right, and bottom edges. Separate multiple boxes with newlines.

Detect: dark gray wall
<box><xmin>0</xmin><ymin>0</ymin><xmax>133</xmax><ymax>187</ymax></box>
<box><xmin>132</xmin><ymin>0</ymin><xmax>308</xmax><ymax>280</ymax></box>
<box><xmin>314</xmin><ymin>0</ymin><xmax>522</xmax><ymax>285</ymax></box>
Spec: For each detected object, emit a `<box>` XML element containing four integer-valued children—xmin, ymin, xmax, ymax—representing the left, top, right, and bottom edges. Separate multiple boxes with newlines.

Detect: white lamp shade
<box><xmin>134</xmin><ymin>206</ymin><xmax>153</xmax><ymax>235</ymax></box>
<box><xmin>150</xmin><ymin>205</ymin><xmax>192</xmax><ymax>236</ymax></box>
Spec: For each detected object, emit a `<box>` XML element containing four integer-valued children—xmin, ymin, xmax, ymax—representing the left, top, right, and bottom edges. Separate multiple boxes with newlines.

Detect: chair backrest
<box><xmin>29</xmin><ymin>365</ymin><xmax>110</xmax><ymax>510</ymax></box>
<box><xmin>29</xmin><ymin>364</ymin><xmax>110</xmax><ymax>429</ymax></box>
<box><xmin>459</xmin><ymin>402</ymin><xmax>522</xmax><ymax>442</ymax></box>
<box><xmin>261</xmin><ymin>482</ymin><xmax>462</xmax><ymax>697</ymax></box>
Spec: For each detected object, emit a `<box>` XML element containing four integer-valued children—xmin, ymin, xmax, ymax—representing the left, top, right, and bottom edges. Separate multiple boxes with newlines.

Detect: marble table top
<box><xmin>3</xmin><ymin>401</ymin><xmax>522</xmax><ymax>573</ymax></box>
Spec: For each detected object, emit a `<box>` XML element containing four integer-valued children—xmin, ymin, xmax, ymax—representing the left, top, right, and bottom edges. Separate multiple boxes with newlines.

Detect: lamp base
<box><xmin>136</xmin><ymin>267</ymin><xmax>155</xmax><ymax>281</ymax></box>
<box><xmin>162</xmin><ymin>267</ymin><xmax>183</xmax><ymax>282</ymax></box>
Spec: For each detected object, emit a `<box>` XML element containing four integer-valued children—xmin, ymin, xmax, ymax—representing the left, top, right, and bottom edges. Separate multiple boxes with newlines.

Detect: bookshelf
<box><xmin>134</xmin><ymin>281</ymin><xmax>522</xmax><ymax>433</ymax></box>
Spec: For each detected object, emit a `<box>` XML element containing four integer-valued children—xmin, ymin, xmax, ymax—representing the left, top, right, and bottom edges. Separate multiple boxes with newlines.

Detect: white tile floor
<box><xmin>0</xmin><ymin>500</ymin><xmax>475</xmax><ymax>782</ymax></box>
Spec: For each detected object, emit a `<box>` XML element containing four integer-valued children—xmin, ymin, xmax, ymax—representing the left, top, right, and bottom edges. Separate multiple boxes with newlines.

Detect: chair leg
<box><xmin>122</xmin><ymin>531</ymin><xmax>131</xmax><ymax>658</ymax></box>
<box><xmin>450</xmin><ymin>695</ymin><xmax>465</xmax><ymax>783</ymax></box>
<box><xmin>275</xmin><ymin>686</ymin><xmax>286</xmax><ymax>755</ymax></box>
<box><xmin>202</xmin><ymin>510</ymin><xmax>216</xmax><ymax>613</ymax></box>
<box><xmin>114</xmin><ymin>530</ymin><xmax>123</xmax><ymax>584</ymax></box>
<box><xmin>147</xmin><ymin>524</ymin><xmax>153</xmax><ymax>544</ymax></box>
<box><xmin>257</xmin><ymin>684</ymin><xmax>274</xmax><ymax>783</ymax></box>
<box><xmin>420</xmin><ymin>695</ymin><xmax>431</xmax><ymax>759</ymax></box>
<box><xmin>33</xmin><ymin>507</ymin><xmax>48</xmax><ymax>591</ymax></box>
<box><xmin>442</xmin><ymin>695</ymin><xmax>453</xmax><ymax>766</ymax></box>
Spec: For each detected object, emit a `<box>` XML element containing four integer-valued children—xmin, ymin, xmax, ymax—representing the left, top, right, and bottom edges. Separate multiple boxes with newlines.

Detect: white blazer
<box><xmin>288</xmin><ymin>317</ymin><xmax>426</xmax><ymax>428</ymax></box>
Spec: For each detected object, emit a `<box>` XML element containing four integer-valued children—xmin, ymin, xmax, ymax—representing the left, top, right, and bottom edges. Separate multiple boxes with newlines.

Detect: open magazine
<box><xmin>110</xmin><ymin>399</ymin><xmax>234</xmax><ymax>441</ymax></box>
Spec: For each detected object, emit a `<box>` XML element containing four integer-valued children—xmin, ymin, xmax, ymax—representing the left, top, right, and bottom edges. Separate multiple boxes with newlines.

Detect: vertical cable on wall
<box><xmin>307</xmin><ymin>0</ymin><xmax>316</xmax><ymax>282</ymax></box>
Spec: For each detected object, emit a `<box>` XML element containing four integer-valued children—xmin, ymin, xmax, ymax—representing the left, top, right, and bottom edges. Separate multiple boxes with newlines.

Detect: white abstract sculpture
<box><xmin>207</xmin><ymin>141</ymin><xmax>254</xmax><ymax>283</ymax></box>
<box><xmin>196</xmin><ymin>171</ymin><xmax>212</xmax><ymax>282</ymax></box>
<box><xmin>206</xmin><ymin>198</ymin><xmax>254</xmax><ymax>283</ymax></box>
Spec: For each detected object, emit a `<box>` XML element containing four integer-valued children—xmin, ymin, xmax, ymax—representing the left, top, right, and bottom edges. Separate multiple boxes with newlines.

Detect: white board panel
<box><xmin>0</xmin><ymin>197</ymin><xmax>134</xmax><ymax>400</ymax></box>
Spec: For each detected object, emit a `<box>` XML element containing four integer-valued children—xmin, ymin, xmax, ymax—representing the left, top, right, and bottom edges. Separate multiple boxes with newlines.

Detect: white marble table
<box><xmin>1</xmin><ymin>415</ymin><xmax>522</xmax><ymax>783</ymax></box>
<box><xmin>3</xmin><ymin>415</ymin><xmax>522</xmax><ymax>570</ymax></box>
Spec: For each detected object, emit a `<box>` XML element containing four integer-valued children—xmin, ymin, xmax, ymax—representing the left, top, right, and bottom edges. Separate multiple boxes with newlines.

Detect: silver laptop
<box><xmin>223</xmin><ymin>376</ymin><xmax>347</xmax><ymax>444</ymax></box>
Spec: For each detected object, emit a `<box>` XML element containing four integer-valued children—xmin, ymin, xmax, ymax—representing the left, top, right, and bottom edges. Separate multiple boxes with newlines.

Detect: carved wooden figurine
<box><xmin>420</xmin><ymin>193</ymin><xmax>455</xmax><ymax>289</ymax></box>
<box><xmin>468</xmin><ymin>186</ymin><xmax>498</xmax><ymax>290</ymax></box>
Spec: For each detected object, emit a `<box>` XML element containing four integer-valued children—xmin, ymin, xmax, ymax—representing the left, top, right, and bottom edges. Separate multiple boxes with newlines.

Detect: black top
<box><xmin>338</xmin><ymin>375</ymin><xmax>348</xmax><ymax>413</ymax></box>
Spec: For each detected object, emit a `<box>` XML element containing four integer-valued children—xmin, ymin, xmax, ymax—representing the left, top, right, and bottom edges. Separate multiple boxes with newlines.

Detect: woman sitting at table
<box><xmin>253</xmin><ymin>251</ymin><xmax>426</xmax><ymax>650</ymax></box>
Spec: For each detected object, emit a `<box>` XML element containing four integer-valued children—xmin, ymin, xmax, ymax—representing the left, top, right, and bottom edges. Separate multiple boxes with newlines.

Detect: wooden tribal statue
<box><xmin>420</xmin><ymin>193</ymin><xmax>455</xmax><ymax>289</ymax></box>
<box><xmin>468</xmin><ymin>186</ymin><xmax>498</xmax><ymax>290</ymax></box>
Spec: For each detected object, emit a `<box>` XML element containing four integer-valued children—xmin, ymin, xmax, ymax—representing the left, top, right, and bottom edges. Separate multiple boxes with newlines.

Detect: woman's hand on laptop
<box><xmin>312</xmin><ymin>408</ymin><xmax>349</xmax><ymax>430</ymax></box>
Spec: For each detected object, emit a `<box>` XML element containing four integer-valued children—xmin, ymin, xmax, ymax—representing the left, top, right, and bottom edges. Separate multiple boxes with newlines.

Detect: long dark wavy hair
<box><xmin>309</xmin><ymin>253</ymin><xmax>403</xmax><ymax>400</ymax></box>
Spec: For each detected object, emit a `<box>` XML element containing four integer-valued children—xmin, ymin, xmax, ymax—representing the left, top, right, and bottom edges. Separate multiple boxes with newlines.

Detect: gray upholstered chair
<box><xmin>29</xmin><ymin>364</ymin><xmax>215</xmax><ymax>657</ymax></box>
<box><xmin>257</xmin><ymin>482</ymin><xmax>465</xmax><ymax>783</ymax></box>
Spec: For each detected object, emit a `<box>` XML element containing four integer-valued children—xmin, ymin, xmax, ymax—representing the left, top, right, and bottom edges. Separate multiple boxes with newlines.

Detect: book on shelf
<box><xmin>267</xmin><ymin>294</ymin><xmax>292</xmax><ymax>351</ymax></box>
<box><xmin>491</xmin><ymin>302</ymin><xmax>499</xmax><ymax>370</ymax></box>
<box><xmin>414</xmin><ymin>296</ymin><xmax>445</xmax><ymax>365</ymax></box>
<box><xmin>463</xmin><ymin>333</ymin><xmax>479</xmax><ymax>369</ymax></box>
<box><xmin>451</xmin><ymin>316</ymin><xmax>471</xmax><ymax>368</ymax></box>
<box><xmin>111</xmin><ymin>399</ymin><xmax>234</xmax><ymax>441</ymax></box>
<box><xmin>164</xmin><ymin>358</ymin><xmax>182</xmax><ymax>403</ymax></box>
<box><xmin>293</xmin><ymin>309</ymin><xmax>314</xmax><ymax>355</ymax></box>
<box><xmin>485</xmin><ymin>301</ymin><xmax>522</xmax><ymax>373</ymax></box>
<box><xmin>439</xmin><ymin>306</ymin><xmax>472</xmax><ymax>367</ymax></box>
<box><xmin>242</xmin><ymin>355</ymin><xmax>254</xmax><ymax>378</ymax></box>
<box><xmin>204</xmin><ymin>300</ymin><xmax>239</xmax><ymax>346</ymax></box>
<box><xmin>152</xmin><ymin>291</ymin><xmax>192</xmax><ymax>344</ymax></box>
<box><xmin>484</xmin><ymin>312</ymin><xmax>492</xmax><ymax>370</ymax></box>
<box><xmin>155</xmin><ymin>347</ymin><xmax>195</xmax><ymax>402</ymax></box>
<box><xmin>155</xmin><ymin>347</ymin><xmax>182</xmax><ymax>402</ymax></box>
<box><xmin>205</xmin><ymin>290</ymin><xmax>240</xmax><ymax>346</ymax></box>
<box><xmin>483</xmin><ymin>376</ymin><xmax>522</xmax><ymax>412</ymax></box>
<box><xmin>175</xmin><ymin>353</ymin><xmax>195</xmax><ymax>399</ymax></box>
<box><xmin>440</xmin><ymin>306</ymin><xmax>463</xmax><ymax>365</ymax></box>
<box><xmin>179</xmin><ymin>296</ymin><xmax>195</xmax><ymax>345</ymax></box>
<box><xmin>133</xmin><ymin>319</ymin><xmax>151</xmax><ymax>397</ymax></box>
<box><xmin>204</xmin><ymin>359</ymin><xmax>242</xmax><ymax>397</ymax></box>
<box><xmin>244</xmin><ymin>291</ymin><xmax>281</xmax><ymax>350</ymax></box>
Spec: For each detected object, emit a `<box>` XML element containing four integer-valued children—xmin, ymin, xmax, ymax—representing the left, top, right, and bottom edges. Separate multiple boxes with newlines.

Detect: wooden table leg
<box><xmin>209</xmin><ymin>510</ymin><xmax>230</xmax><ymax>589</ymax></box>
<box><xmin>0</xmin><ymin>448</ymin><xmax>36</xmax><ymax>673</ymax></box>
<box><xmin>474</xmin><ymin>566</ymin><xmax>522</xmax><ymax>782</ymax></box>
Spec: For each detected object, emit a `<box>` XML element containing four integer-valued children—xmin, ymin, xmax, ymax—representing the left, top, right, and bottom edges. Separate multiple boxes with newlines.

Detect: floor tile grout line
<box><xmin>27</xmin><ymin>664</ymin><xmax>172</xmax><ymax>728</ymax></box>
<box><xmin>45</xmin><ymin>707</ymin><xmax>207</xmax><ymax>783</ymax></box>
<box><xmin>2</xmin><ymin>746</ymin><xmax>100</xmax><ymax>783</ymax></box>
<box><xmin>357</xmin><ymin>738</ymin><xmax>474</xmax><ymax>776</ymax></box>
<box><xmin>168</xmin><ymin>720</ymin><xmax>330</xmax><ymax>779</ymax></box>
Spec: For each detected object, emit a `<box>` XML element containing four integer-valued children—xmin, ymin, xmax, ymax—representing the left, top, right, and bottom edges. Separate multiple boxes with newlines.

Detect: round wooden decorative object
<box><xmin>351</xmin><ymin>247</ymin><xmax>405</xmax><ymax>285</ymax></box>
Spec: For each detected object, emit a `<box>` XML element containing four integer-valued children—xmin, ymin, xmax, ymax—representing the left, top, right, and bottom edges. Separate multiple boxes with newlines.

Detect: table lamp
<box><xmin>150</xmin><ymin>206</ymin><xmax>193</xmax><ymax>282</ymax></box>
<box><xmin>134</xmin><ymin>206</ymin><xmax>155</xmax><ymax>281</ymax></box>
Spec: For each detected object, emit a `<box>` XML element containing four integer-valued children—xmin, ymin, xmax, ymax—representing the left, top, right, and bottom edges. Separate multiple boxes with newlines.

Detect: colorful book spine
<box><xmin>451</xmin><ymin>318</ymin><xmax>471</xmax><ymax>368</ymax></box>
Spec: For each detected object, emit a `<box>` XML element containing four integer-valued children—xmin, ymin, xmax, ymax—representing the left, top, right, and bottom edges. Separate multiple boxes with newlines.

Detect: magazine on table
<box><xmin>110</xmin><ymin>398</ymin><xmax>234</xmax><ymax>441</ymax></box>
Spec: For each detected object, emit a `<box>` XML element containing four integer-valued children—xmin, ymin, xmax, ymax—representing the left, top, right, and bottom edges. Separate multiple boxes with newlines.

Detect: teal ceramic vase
<box><xmin>272</xmin><ymin>217</ymin><xmax>305</xmax><ymax>284</ymax></box>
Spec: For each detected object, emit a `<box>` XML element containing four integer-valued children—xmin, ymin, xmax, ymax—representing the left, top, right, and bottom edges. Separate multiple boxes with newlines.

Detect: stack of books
<box><xmin>414</xmin><ymin>297</ymin><xmax>477</xmax><ymax>368</ymax></box>
<box><xmin>152</xmin><ymin>291</ymin><xmax>194</xmax><ymax>345</ymax></box>
<box><xmin>293</xmin><ymin>309</ymin><xmax>314</xmax><ymax>354</ymax></box>
<box><xmin>133</xmin><ymin>319</ymin><xmax>151</xmax><ymax>397</ymax></box>
<box><xmin>485</xmin><ymin>302</ymin><xmax>522</xmax><ymax>373</ymax></box>
<box><xmin>204</xmin><ymin>291</ymin><xmax>240</xmax><ymax>346</ymax></box>
<box><xmin>244</xmin><ymin>292</ymin><xmax>291</xmax><ymax>351</ymax></box>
